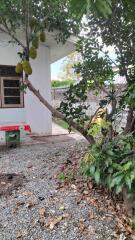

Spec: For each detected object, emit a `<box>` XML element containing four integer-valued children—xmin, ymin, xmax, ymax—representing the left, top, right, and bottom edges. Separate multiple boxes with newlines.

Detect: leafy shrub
<box><xmin>80</xmin><ymin>134</ymin><xmax>135</xmax><ymax>222</ymax></box>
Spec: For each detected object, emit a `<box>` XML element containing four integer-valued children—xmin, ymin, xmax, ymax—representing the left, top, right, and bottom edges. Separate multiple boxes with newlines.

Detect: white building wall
<box><xmin>25</xmin><ymin>45</ymin><xmax>52</xmax><ymax>135</ymax></box>
<box><xmin>0</xmin><ymin>33</ymin><xmax>26</xmax><ymax>126</ymax></box>
<box><xmin>0</xmin><ymin>33</ymin><xmax>52</xmax><ymax>135</ymax></box>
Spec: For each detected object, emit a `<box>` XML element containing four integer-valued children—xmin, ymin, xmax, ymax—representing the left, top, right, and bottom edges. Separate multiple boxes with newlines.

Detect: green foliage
<box><xmin>88</xmin><ymin>120</ymin><xmax>110</xmax><ymax>137</ymax></box>
<box><xmin>0</xmin><ymin>0</ymin><xmax>80</xmax><ymax>44</ymax></box>
<box><xmin>59</xmin><ymin>35</ymin><xmax>115</xmax><ymax>129</ymax></box>
<box><xmin>118</xmin><ymin>68</ymin><xmax>135</xmax><ymax>110</ymax></box>
<box><xmin>58</xmin><ymin>80</ymin><xmax>89</xmax><ymax>125</ymax></box>
<box><xmin>81</xmin><ymin>134</ymin><xmax>135</xmax><ymax>187</ymax></box>
<box><xmin>80</xmin><ymin>134</ymin><xmax>135</xmax><ymax>219</ymax></box>
<box><xmin>0</xmin><ymin>0</ymin><xmax>81</xmax><ymax>76</ymax></box>
<box><xmin>58</xmin><ymin>0</ymin><xmax>135</xmax><ymax>142</ymax></box>
<box><xmin>124</xmin><ymin>82</ymin><xmax>135</xmax><ymax>109</ymax></box>
<box><xmin>57</xmin><ymin>172</ymin><xmax>66</xmax><ymax>182</ymax></box>
<box><xmin>51</xmin><ymin>79</ymin><xmax>75</xmax><ymax>88</ymax></box>
<box><xmin>75</xmin><ymin>37</ymin><xmax>115</xmax><ymax>90</ymax></box>
<box><xmin>70</xmin><ymin>0</ymin><xmax>112</xmax><ymax>19</ymax></box>
<box><xmin>57</xmin><ymin>171</ymin><xmax>74</xmax><ymax>182</ymax></box>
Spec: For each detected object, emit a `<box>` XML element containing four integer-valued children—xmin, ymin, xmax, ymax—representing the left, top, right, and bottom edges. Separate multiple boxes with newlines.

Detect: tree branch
<box><xmin>0</xmin><ymin>23</ymin><xmax>25</xmax><ymax>49</ymax></box>
<box><xmin>24</xmin><ymin>77</ymin><xmax>95</xmax><ymax>144</ymax></box>
<box><xmin>100</xmin><ymin>49</ymin><xmax>119</xmax><ymax>68</ymax></box>
<box><xmin>25</xmin><ymin>0</ymin><xmax>30</xmax><ymax>54</ymax></box>
<box><xmin>124</xmin><ymin>108</ymin><xmax>134</xmax><ymax>134</ymax></box>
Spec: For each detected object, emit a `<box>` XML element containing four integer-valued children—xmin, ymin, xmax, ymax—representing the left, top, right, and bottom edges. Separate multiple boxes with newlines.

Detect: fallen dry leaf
<box><xmin>26</xmin><ymin>201</ymin><xmax>35</xmax><ymax>208</ymax></box>
<box><xmin>47</xmin><ymin>216</ymin><xmax>63</xmax><ymax>230</ymax></box>
<box><xmin>39</xmin><ymin>217</ymin><xmax>46</xmax><ymax>226</ymax></box>
<box><xmin>119</xmin><ymin>233</ymin><xmax>126</xmax><ymax>240</ymax></box>
<box><xmin>16</xmin><ymin>232</ymin><xmax>22</xmax><ymax>239</ymax></box>
<box><xmin>115</xmin><ymin>217</ymin><xmax>126</xmax><ymax>232</ymax></box>
<box><xmin>131</xmin><ymin>233</ymin><xmax>135</xmax><ymax>240</ymax></box>
<box><xmin>83</xmin><ymin>190</ymin><xmax>89</xmax><ymax>195</ymax></box>
<box><xmin>76</xmin><ymin>196</ymin><xmax>83</xmax><ymax>205</ymax></box>
<box><xmin>87</xmin><ymin>182</ymin><xmax>93</xmax><ymax>190</ymax></box>
<box><xmin>13</xmin><ymin>201</ymin><xmax>25</xmax><ymax>213</ymax></box>
<box><xmin>27</xmin><ymin>162</ymin><xmax>33</xmax><ymax>168</ymax></box>
<box><xmin>59</xmin><ymin>206</ymin><xmax>65</xmax><ymax>211</ymax></box>
<box><xmin>39</xmin><ymin>208</ymin><xmax>46</xmax><ymax>217</ymax></box>
<box><xmin>22</xmin><ymin>191</ymin><xmax>33</xmax><ymax>196</ymax></box>
<box><xmin>89</xmin><ymin>198</ymin><xmax>98</xmax><ymax>207</ymax></box>
<box><xmin>16</xmin><ymin>201</ymin><xmax>25</xmax><ymax>207</ymax></box>
<box><xmin>39</xmin><ymin>208</ymin><xmax>46</xmax><ymax>226</ymax></box>
<box><xmin>125</xmin><ymin>225</ymin><xmax>133</xmax><ymax>234</ymax></box>
<box><xmin>78</xmin><ymin>222</ymin><xmax>86</xmax><ymax>233</ymax></box>
<box><xmin>88</xmin><ymin>225</ymin><xmax>95</xmax><ymax>234</ymax></box>
<box><xmin>62</xmin><ymin>213</ymin><xmax>69</xmax><ymax>218</ymax></box>
<box><xmin>1</xmin><ymin>182</ymin><xmax>6</xmax><ymax>185</ymax></box>
<box><xmin>89</xmin><ymin>209</ymin><xmax>95</xmax><ymax>219</ymax></box>
<box><xmin>71</xmin><ymin>184</ymin><xmax>77</xmax><ymax>190</ymax></box>
<box><xmin>16</xmin><ymin>230</ymin><xmax>27</xmax><ymax>239</ymax></box>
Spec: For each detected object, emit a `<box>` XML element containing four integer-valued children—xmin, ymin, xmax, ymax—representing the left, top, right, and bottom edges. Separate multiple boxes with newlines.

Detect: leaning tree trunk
<box><xmin>25</xmin><ymin>77</ymin><xmax>95</xmax><ymax>145</ymax></box>
<box><xmin>123</xmin><ymin>108</ymin><xmax>135</xmax><ymax>217</ymax></box>
<box><xmin>124</xmin><ymin>108</ymin><xmax>135</xmax><ymax>134</ymax></box>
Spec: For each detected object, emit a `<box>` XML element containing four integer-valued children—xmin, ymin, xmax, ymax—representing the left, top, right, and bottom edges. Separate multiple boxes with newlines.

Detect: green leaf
<box><xmin>115</xmin><ymin>184</ymin><xmax>123</xmax><ymax>194</ymax></box>
<box><xmin>130</xmin><ymin>172</ymin><xmax>135</xmax><ymax>181</ymax></box>
<box><xmin>131</xmin><ymin>216</ymin><xmax>135</xmax><ymax>229</ymax></box>
<box><xmin>125</xmin><ymin>176</ymin><xmax>132</xmax><ymax>190</ymax></box>
<box><xmin>110</xmin><ymin>174</ymin><xmax>123</xmax><ymax>188</ymax></box>
<box><xmin>90</xmin><ymin>165</ymin><xmax>96</xmax><ymax>175</ymax></box>
<box><xmin>123</xmin><ymin>161</ymin><xmax>132</xmax><ymax>171</ymax></box>
<box><xmin>70</xmin><ymin>0</ymin><xmax>112</xmax><ymax>19</ymax></box>
<box><xmin>95</xmin><ymin>170</ymin><xmax>100</xmax><ymax>184</ymax></box>
<box><xmin>108</xmin><ymin>167</ymin><xmax>113</xmax><ymax>174</ymax></box>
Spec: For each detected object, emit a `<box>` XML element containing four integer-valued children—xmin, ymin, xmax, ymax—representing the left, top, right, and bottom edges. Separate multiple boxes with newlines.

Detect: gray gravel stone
<box><xmin>0</xmin><ymin>140</ymin><xmax>117</xmax><ymax>240</ymax></box>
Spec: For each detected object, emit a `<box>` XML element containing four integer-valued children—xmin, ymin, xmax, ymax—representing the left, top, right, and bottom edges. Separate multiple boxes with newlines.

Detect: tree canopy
<box><xmin>61</xmin><ymin>0</ymin><xmax>135</xmax><ymax>222</ymax></box>
<box><xmin>0</xmin><ymin>0</ymin><xmax>80</xmax><ymax>45</ymax></box>
<box><xmin>70</xmin><ymin>0</ymin><xmax>112</xmax><ymax>18</ymax></box>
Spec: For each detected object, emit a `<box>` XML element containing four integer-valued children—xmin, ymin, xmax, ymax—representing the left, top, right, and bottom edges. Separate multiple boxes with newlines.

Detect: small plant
<box><xmin>57</xmin><ymin>171</ymin><xmax>75</xmax><ymax>182</ymax></box>
<box><xmin>57</xmin><ymin>172</ymin><xmax>66</xmax><ymax>182</ymax></box>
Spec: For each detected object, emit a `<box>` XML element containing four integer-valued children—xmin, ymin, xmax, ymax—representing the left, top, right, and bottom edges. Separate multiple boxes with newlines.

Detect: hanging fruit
<box><xmin>40</xmin><ymin>32</ymin><xmax>46</xmax><ymax>42</ymax></box>
<box><xmin>22</xmin><ymin>61</ymin><xmax>32</xmax><ymax>75</ymax></box>
<box><xmin>29</xmin><ymin>46</ymin><xmax>37</xmax><ymax>59</ymax></box>
<box><xmin>15</xmin><ymin>62</ymin><xmax>23</xmax><ymax>73</ymax></box>
<box><xmin>32</xmin><ymin>36</ymin><xmax>39</xmax><ymax>49</ymax></box>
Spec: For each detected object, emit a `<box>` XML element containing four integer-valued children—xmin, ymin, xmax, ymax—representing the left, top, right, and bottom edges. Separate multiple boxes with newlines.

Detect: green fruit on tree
<box><xmin>30</xmin><ymin>18</ymin><xmax>37</xmax><ymax>29</ymax></box>
<box><xmin>29</xmin><ymin>46</ymin><xmax>37</xmax><ymax>59</ymax></box>
<box><xmin>15</xmin><ymin>62</ymin><xmax>23</xmax><ymax>73</ymax></box>
<box><xmin>22</xmin><ymin>61</ymin><xmax>32</xmax><ymax>75</ymax></box>
<box><xmin>40</xmin><ymin>32</ymin><xmax>46</xmax><ymax>42</ymax></box>
<box><xmin>32</xmin><ymin>36</ymin><xmax>39</xmax><ymax>49</ymax></box>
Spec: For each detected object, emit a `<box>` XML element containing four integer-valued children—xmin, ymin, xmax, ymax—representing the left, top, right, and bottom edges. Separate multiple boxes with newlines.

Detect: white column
<box><xmin>25</xmin><ymin>45</ymin><xmax>52</xmax><ymax>135</ymax></box>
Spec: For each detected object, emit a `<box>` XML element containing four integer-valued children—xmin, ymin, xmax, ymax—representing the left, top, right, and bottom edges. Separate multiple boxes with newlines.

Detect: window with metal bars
<box><xmin>0</xmin><ymin>65</ymin><xmax>23</xmax><ymax>108</ymax></box>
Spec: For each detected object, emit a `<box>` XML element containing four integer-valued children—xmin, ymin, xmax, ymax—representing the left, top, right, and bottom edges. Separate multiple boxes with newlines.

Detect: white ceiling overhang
<box><xmin>43</xmin><ymin>31</ymin><xmax>77</xmax><ymax>63</ymax></box>
<box><xmin>0</xmin><ymin>29</ymin><xmax>77</xmax><ymax>64</ymax></box>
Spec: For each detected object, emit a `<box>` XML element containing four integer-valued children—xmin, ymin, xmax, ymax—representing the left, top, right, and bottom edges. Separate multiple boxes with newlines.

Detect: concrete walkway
<box><xmin>24</xmin><ymin>122</ymin><xmax>85</xmax><ymax>145</ymax></box>
<box><xmin>52</xmin><ymin>122</ymin><xmax>69</xmax><ymax>135</ymax></box>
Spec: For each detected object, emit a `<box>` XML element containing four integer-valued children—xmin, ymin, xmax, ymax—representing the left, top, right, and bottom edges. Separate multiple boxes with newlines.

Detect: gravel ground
<box><xmin>0</xmin><ymin>140</ymin><xmax>117</xmax><ymax>240</ymax></box>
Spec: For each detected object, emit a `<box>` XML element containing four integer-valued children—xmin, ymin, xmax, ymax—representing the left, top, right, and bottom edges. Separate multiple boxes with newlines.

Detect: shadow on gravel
<box><xmin>0</xmin><ymin>173</ymin><xmax>25</xmax><ymax>197</ymax></box>
<box><xmin>31</xmin><ymin>134</ymin><xmax>76</xmax><ymax>144</ymax></box>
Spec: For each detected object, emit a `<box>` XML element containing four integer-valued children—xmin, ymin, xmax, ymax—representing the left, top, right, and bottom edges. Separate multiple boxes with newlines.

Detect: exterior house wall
<box><xmin>0</xmin><ymin>33</ymin><xmax>52</xmax><ymax>137</ymax></box>
<box><xmin>0</xmin><ymin>34</ymin><xmax>25</xmax><ymax>125</ymax></box>
<box><xmin>25</xmin><ymin>45</ymin><xmax>52</xmax><ymax>135</ymax></box>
